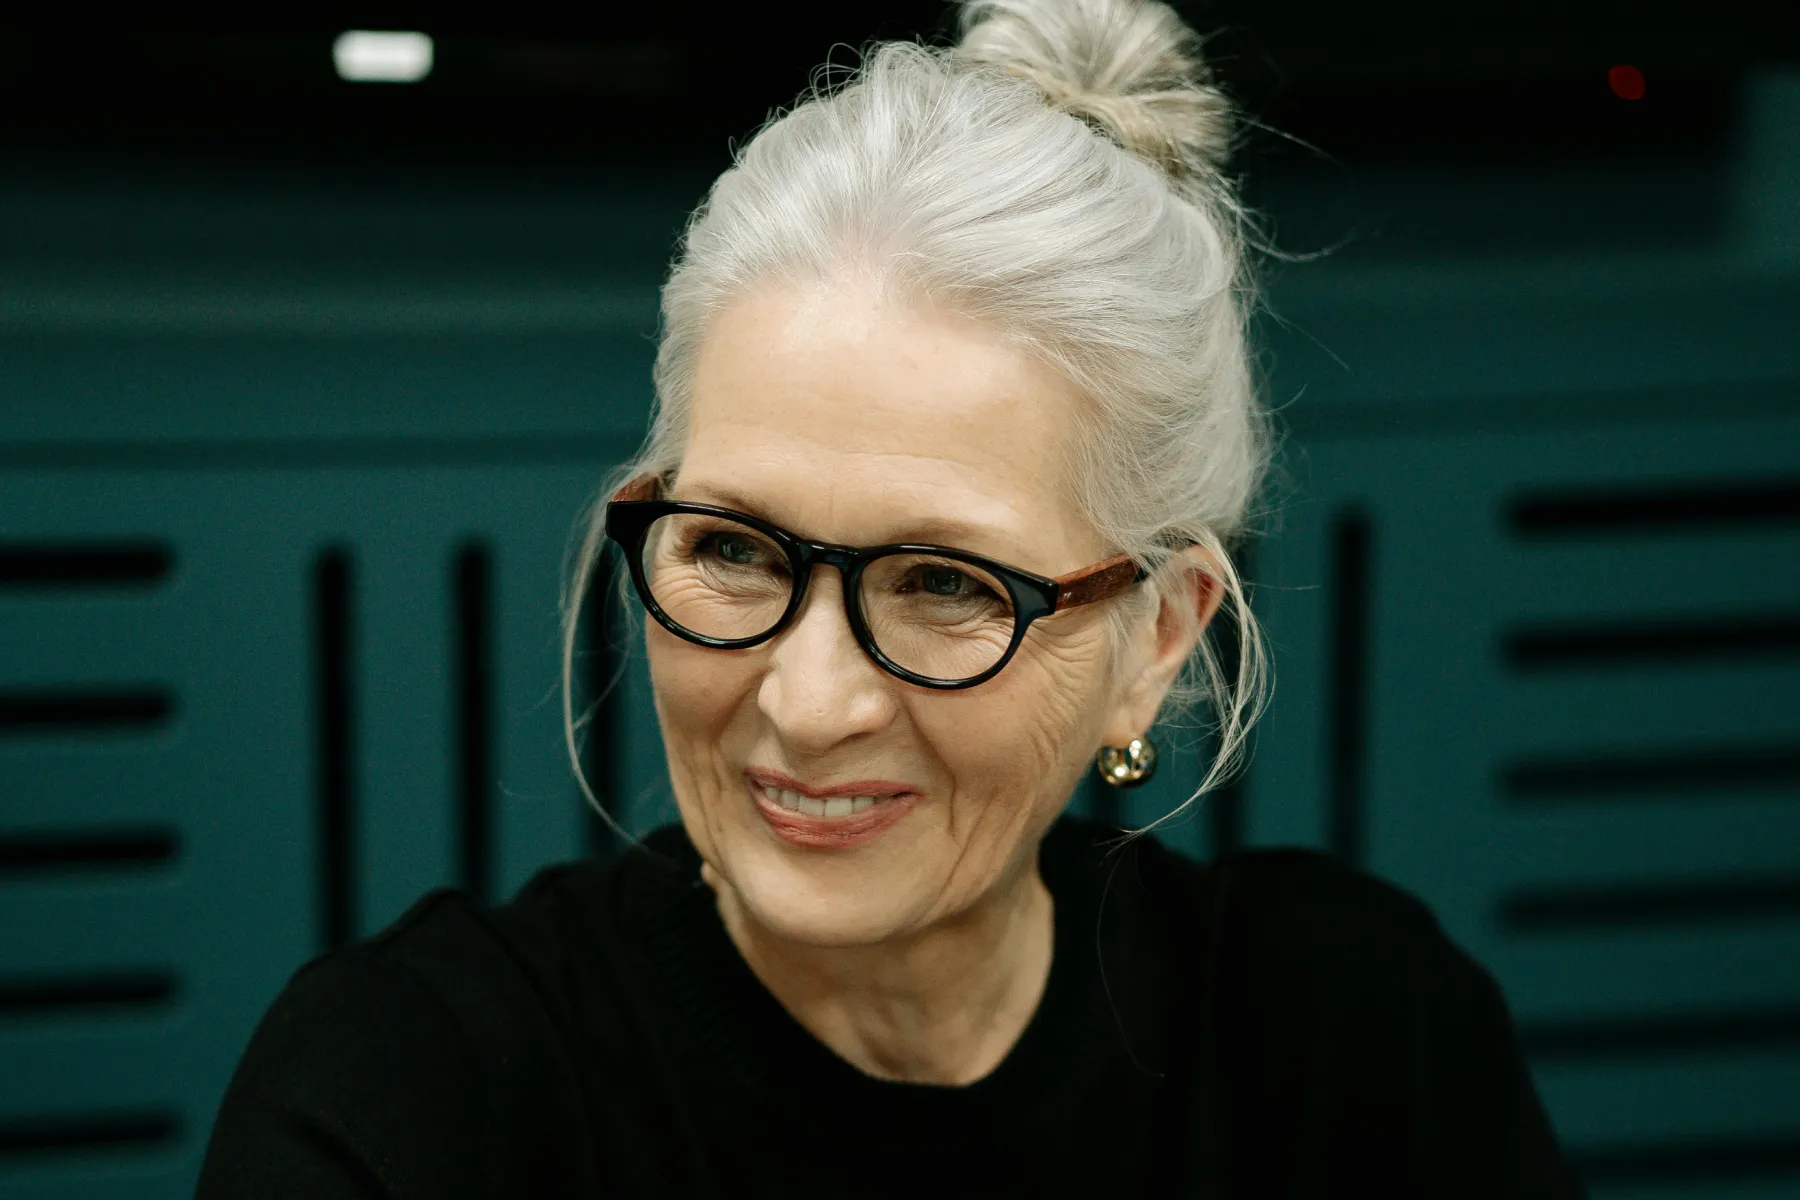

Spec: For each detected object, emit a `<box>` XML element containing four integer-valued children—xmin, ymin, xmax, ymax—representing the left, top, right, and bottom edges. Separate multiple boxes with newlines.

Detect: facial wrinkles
<box><xmin>655</xmin><ymin>277</ymin><xmax>1133</xmax><ymax>954</ymax></box>
<box><xmin>682</xmin><ymin>438</ymin><xmax>1052</xmax><ymax>568</ymax></box>
<box><xmin>914</xmin><ymin>609</ymin><xmax>1112</xmax><ymax>911</ymax></box>
<box><xmin>683</xmin><ymin>284</ymin><xmax>1095</xmax><ymax>569</ymax></box>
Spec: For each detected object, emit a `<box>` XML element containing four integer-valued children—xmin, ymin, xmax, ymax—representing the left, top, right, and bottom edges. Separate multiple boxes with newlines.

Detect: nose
<box><xmin>756</xmin><ymin>566</ymin><xmax>897</xmax><ymax>754</ymax></box>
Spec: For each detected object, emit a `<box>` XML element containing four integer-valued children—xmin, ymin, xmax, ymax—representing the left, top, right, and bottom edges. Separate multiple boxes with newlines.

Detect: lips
<box><xmin>745</xmin><ymin>771</ymin><xmax>917</xmax><ymax>850</ymax></box>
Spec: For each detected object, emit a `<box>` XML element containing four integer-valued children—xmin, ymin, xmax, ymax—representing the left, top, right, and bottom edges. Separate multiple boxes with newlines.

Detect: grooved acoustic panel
<box><xmin>1251</xmin><ymin>411</ymin><xmax>1800</xmax><ymax>1199</ymax></box>
<box><xmin>0</xmin><ymin>461</ymin><xmax>628</xmax><ymax>1198</ymax></box>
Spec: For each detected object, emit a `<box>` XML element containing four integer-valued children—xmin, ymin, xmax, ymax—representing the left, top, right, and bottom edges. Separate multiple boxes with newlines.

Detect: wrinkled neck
<box><xmin>709</xmin><ymin>854</ymin><xmax>1055</xmax><ymax>1086</ymax></box>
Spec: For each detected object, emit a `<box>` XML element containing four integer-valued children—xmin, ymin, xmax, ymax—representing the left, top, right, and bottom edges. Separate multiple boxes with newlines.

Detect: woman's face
<box><xmin>650</xmin><ymin>275</ymin><xmax>1171</xmax><ymax>948</ymax></box>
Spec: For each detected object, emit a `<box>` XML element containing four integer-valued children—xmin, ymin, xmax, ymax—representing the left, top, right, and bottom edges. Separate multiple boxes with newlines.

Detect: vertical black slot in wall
<box><xmin>454</xmin><ymin>541</ymin><xmax>495</xmax><ymax>903</ymax></box>
<box><xmin>583</xmin><ymin>551</ymin><xmax>626</xmax><ymax>857</ymax></box>
<box><xmin>313</xmin><ymin>547</ymin><xmax>356</xmax><ymax>950</ymax></box>
<box><xmin>1083</xmin><ymin>769</ymin><xmax>1122</xmax><ymax>830</ymax></box>
<box><xmin>1328</xmin><ymin>511</ymin><xmax>1372</xmax><ymax>866</ymax></box>
<box><xmin>1208</xmin><ymin>543</ymin><xmax>1253</xmax><ymax>857</ymax></box>
<box><xmin>1209</xmin><ymin>746</ymin><xmax>1247</xmax><ymax>855</ymax></box>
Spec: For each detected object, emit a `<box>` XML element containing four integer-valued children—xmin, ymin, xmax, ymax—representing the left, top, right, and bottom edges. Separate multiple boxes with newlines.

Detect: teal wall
<box><xmin>2</xmin><ymin>75</ymin><xmax>1798</xmax><ymax>1198</ymax></box>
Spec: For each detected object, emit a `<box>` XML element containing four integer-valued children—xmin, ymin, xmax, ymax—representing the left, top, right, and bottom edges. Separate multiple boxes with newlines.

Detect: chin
<box><xmin>712</xmin><ymin>827</ymin><xmax>926</xmax><ymax>948</ymax></box>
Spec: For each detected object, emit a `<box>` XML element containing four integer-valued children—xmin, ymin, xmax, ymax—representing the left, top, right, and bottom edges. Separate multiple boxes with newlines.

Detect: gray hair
<box><xmin>564</xmin><ymin>0</ymin><xmax>1270</xmax><ymax>832</ymax></box>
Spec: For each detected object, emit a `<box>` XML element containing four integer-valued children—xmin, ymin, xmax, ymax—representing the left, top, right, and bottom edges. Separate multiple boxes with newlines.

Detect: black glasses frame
<box><xmin>603</xmin><ymin>479</ymin><xmax>1145</xmax><ymax>691</ymax></box>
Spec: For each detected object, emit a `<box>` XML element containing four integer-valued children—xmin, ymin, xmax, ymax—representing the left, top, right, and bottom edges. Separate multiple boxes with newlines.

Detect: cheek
<box><xmin>1002</xmin><ymin>616</ymin><xmax>1116</xmax><ymax>763</ymax></box>
<box><xmin>646</xmin><ymin>626</ymin><xmax>761</xmax><ymax>808</ymax></box>
<box><xmin>917</xmin><ymin>617</ymin><xmax>1114</xmax><ymax>839</ymax></box>
<box><xmin>648</xmin><ymin>614</ymin><xmax>784</xmax><ymax>716</ymax></box>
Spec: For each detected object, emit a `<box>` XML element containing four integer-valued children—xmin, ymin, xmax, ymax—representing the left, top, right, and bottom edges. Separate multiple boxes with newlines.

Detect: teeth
<box><xmin>761</xmin><ymin>784</ymin><xmax>888</xmax><ymax>818</ymax></box>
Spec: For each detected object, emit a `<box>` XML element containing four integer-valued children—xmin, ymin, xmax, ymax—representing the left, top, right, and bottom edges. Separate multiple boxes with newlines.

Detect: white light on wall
<box><xmin>332</xmin><ymin>31</ymin><xmax>434</xmax><ymax>83</ymax></box>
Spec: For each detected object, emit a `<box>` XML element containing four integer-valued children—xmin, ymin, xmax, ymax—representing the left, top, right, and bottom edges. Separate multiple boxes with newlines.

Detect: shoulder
<box><xmin>234</xmin><ymin>910</ymin><xmax>485</xmax><ymax>1076</ymax></box>
<box><xmin>1179</xmin><ymin>848</ymin><xmax>1583</xmax><ymax>1194</ymax></box>
<box><xmin>1054</xmin><ymin>818</ymin><xmax>1483</xmax><ymax>1014</ymax></box>
<box><xmin>199</xmin><ymin>916</ymin><xmax>496</xmax><ymax>1196</ymax></box>
<box><xmin>200</xmin><ymin>861</ymin><xmax>614</xmax><ymax>1196</ymax></box>
<box><xmin>1124</xmin><ymin>836</ymin><xmax>1482</xmax><ymax>1003</ymax></box>
<box><xmin>1204</xmin><ymin>846</ymin><xmax>1453</xmax><ymax>963</ymax></box>
<box><xmin>330</xmin><ymin>833</ymin><xmax>696</xmax><ymax>1060</ymax></box>
<box><xmin>368</xmin><ymin>859</ymin><xmax>606</xmax><ymax>1017</ymax></box>
<box><xmin>1156</xmin><ymin>844</ymin><xmax>1519</xmax><ymax>1072</ymax></box>
<box><xmin>230</xmin><ymin>880</ymin><xmax>547</xmax><ymax>1086</ymax></box>
<box><xmin>275</xmin><ymin>856</ymin><xmax>611</xmax><ymax>1053</ymax></box>
<box><xmin>352</xmin><ymin>854</ymin><xmax>645</xmax><ymax>1098</ymax></box>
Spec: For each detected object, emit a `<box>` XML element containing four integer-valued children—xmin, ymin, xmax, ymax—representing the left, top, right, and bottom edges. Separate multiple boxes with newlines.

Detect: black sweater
<box><xmin>197</xmin><ymin>816</ymin><xmax>1584</xmax><ymax>1198</ymax></box>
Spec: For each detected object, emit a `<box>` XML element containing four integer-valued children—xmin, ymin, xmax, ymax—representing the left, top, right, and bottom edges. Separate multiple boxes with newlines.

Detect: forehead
<box><xmin>678</xmin><ymin>278</ymin><xmax>1101</xmax><ymax>567</ymax></box>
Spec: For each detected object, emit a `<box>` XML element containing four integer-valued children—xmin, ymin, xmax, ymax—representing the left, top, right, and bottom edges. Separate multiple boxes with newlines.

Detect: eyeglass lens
<box><xmin>640</xmin><ymin>511</ymin><xmax>1017</xmax><ymax>683</ymax></box>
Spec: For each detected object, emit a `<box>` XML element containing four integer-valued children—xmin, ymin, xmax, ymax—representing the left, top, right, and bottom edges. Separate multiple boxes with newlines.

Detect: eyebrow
<box><xmin>673</xmin><ymin>483</ymin><xmax>1012</xmax><ymax>552</ymax></box>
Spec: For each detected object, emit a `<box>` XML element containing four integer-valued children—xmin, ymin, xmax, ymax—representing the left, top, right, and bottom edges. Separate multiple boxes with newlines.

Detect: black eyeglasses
<box><xmin>603</xmin><ymin>476</ymin><xmax>1146</xmax><ymax>690</ymax></box>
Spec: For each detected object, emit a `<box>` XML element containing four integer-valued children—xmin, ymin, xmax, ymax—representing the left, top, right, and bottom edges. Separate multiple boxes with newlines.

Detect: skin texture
<box><xmin>649</xmin><ymin>273</ymin><xmax>1220</xmax><ymax>1085</ymax></box>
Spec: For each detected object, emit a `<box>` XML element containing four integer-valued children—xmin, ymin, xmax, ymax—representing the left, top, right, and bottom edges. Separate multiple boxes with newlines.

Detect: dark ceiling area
<box><xmin>1</xmin><ymin>1</ymin><xmax>1792</xmax><ymax>174</ymax></box>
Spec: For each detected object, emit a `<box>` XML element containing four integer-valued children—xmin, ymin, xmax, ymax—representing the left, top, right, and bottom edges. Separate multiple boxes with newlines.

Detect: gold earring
<box><xmin>1095</xmin><ymin>736</ymin><xmax>1157</xmax><ymax>788</ymax></box>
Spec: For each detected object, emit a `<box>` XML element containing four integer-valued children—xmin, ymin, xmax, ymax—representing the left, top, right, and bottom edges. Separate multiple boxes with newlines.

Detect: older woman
<box><xmin>199</xmin><ymin>1</ymin><xmax>1581</xmax><ymax>1196</ymax></box>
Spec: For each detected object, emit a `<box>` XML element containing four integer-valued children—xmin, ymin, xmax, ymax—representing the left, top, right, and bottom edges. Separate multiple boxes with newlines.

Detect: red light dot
<box><xmin>1609</xmin><ymin>64</ymin><xmax>1646</xmax><ymax>101</ymax></box>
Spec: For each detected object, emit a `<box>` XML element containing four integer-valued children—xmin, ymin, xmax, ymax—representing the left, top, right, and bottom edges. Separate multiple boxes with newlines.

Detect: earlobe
<box><xmin>1100</xmin><ymin>551</ymin><xmax>1225</xmax><ymax>749</ymax></box>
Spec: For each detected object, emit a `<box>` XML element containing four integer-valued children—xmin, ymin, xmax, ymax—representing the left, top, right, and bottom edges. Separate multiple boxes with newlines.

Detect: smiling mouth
<box><xmin>759</xmin><ymin>786</ymin><xmax>885</xmax><ymax>818</ymax></box>
<box><xmin>745</xmin><ymin>775</ymin><xmax>918</xmax><ymax>848</ymax></box>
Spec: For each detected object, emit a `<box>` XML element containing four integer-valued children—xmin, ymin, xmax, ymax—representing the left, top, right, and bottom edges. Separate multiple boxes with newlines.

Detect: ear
<box><xmin>1097</xmin><ymin>546</ymin><xmax>1227</xmax><ymax>749</ymax></box>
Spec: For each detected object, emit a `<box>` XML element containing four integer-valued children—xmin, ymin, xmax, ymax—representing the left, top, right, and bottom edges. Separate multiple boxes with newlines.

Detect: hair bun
<box><xmin>955</xmin><ymin>0</ymin><xmax>1232</xmax><ymax>190</ymax></box>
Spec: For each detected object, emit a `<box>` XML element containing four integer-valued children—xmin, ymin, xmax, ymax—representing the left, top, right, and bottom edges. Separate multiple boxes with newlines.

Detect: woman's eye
<box><xmin>699</xmin><ymin>533</ymin><xmax>762</xmax><ymax>565</ymax></box>
<box><xmin>921</xmin><ymin>567</ymin><xmax>967</xmax><ymax>596</ymax></box>
<box><xmin>903</xmin><ymin>564</ymin><xmax>1001</xmax><ymax>602</ymax></box>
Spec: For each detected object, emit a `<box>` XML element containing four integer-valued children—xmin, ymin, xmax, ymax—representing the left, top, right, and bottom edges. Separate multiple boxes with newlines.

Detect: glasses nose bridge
<box><xmin>778</xmin><ymin>540</ymin><xmax>875</xmax><ymax>661</ymax></box>
<box><xmin>791</xmin><ymin>539</ymin><xmax>868</xmax><ymax>591</ymax></box>
<box><xmin>784</xmin><ymin>541</ymin><xmax>870</xmax><ymax>635</ymax></box>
